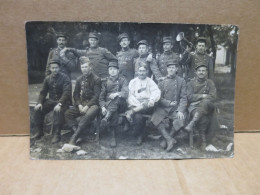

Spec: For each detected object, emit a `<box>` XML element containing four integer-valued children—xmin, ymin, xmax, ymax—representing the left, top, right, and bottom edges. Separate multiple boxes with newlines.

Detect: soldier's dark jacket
<box><xmin>186</xmin><ymin>78</ymin><xmax>216</xmax><ymax>113</ymax></box>
<box><xmin>134</xmin><ymin>53</ymin><xmax>161</xmax><ymax>79</ymax></box>
<box><xmin>73</xmin><ymin>73</ymin><xmax>101</xmax><ymax>107</ymax></box>
<box><xmin>180</xmin><ymin>51</ymin><xmax>214</xmax><ymax>80</ymax></box>
<box><xmin>99</xmin><ymin>76</ymin><xmax>128</xmax><ymax>111</ymax></box>
<box><xmin>68</xmin><ymin>47</ymin><xmax>117</xmax><ymax>79</ymax></box>
<box><xmin>37</xmin><ymin>72</ymin><xmax>72</xmax><ymax>105</ymax></box>
<box><xmin>45</xmin><ymin>48</ymin><xmax>77</xmax><ymax>78</ymax></box>
<box><xmin>151</xmin><ymin>75</ymin><xmax>187</xmax><ymax>127</ymax></box>
<box><xmin>156</xmin><ymin>51</ymin><xmax>182</xmax><ymax>77</ymax></box>
<box><xmin>117</xmin><ymin>48</ymin><xmax>139</xmax><ymax>81</ymax></box>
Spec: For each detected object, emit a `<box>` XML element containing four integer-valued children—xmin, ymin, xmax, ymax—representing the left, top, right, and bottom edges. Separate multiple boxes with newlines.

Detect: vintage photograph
<box><xmin>26</xmin><ymin>22</ymin><xmax>238</xmax><ymax>159</ymax></box>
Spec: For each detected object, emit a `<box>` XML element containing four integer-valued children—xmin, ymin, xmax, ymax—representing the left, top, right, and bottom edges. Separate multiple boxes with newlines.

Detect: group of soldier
<box><xmin>31</xmin><ymin>31</ymin><xmax>217</xmax><ymax>152</ymax></box>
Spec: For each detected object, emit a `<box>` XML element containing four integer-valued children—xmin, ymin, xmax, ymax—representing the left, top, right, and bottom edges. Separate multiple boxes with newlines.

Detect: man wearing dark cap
<box><xmin>156</xmin><ymin>36</ymin><xmax>182</xmax><ymax>79</ymax></box>
<box><xmin>61</xmin><ymin>32</ymin><xmax>117</xmax><ymax>79</ymax></box>
<box><xmin>185</xmin><ymin>62</ymin><xmax>217</xmax><ymax>150</ymax></box>
<box><xmin>134</xmin><ymin>40</ymin><xmax>162</xmax><ymax>80</ymax></box>
<box><xmin>151</xmin><ymin>60</ymin><xmax>187</xmax><ymax>152</ymax></box>
<box><xmin>32</xmin><ymin>59</ymin><xmax>72</xmax><ymax>143</ymax></box>
<box><xmin>99</xmin><ymin>61</ymin><xmax>128</xmax><ymax>147</ymax></box>
<box><xmin>116</xmin><ymin>33</ymin><xmax>139</xmax><ymax>82</ymax></box>
<box><xmin>64</xmin><ymin>56</ymin><xmax>101</xmax><ymax>145</ymax></box>
<box><xmin>179</xmin><ymin>37</ymin><xmax>215</xmax><ymax>81</ymax></box>
<box><xmin>45</xmin><ymin>32</ymin><xmax>77</xmax><ymax>78</ymax></box>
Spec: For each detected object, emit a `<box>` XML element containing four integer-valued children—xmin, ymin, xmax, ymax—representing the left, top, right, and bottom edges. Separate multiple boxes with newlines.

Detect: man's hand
<box><xmin>34</xmin><ymin>104</ymin><xmax>42</xmax><ymax>111</ymax></box>
<box><xmin>78</xmin><ymin>105</ymin><xmax>84</xmax><ymax>114</ymax></box>
<box><xmin>101</xmin><ymin>107</ymin><xmax>107</xmax><ymax>116</ymax></box>
<box><xmin>158</xmin><ymin>77</ymin><xmax>165</xmax><ymax>81</ymax></box>
<box><xmin>176</xmin><ymin>111</ymin><xmax>185</xmax><ymax>120</ymax></box>
<box><xmin>81</xmin><ymin>105</ymin><xmax>89</xmax><ymax>114</ymax></box>
<box><xmin>148</xmin><ymin>100</ymin><xmax>155</xmax><ymax>108</ymax></box>
<box><xmin>54</xmin><ymin>104</ymin><xmax>61</xmax><ymax>113</ymax></box>
<box><xmin>202</xmin><ymin>94</ymin><xmax>209</xmax><ymax>99</ymax></box>
<box><xmin>109</xmin><ymin>92</ymin><xmax>119</xmax><ymax>100</ymax></box>
<box><xmin>146</xmin><ymin>53</ymin><xmax>153</xmax><ymax>62</ymax></box>
<box><xmin>60</xmin><ymin>48</ymin><xmax>68</xmax><ymax>58</ymax></box>
<box><xmin>170</xmin><ymin>101</ymin><xmax>177</xmax><ymax>107</ymax></box>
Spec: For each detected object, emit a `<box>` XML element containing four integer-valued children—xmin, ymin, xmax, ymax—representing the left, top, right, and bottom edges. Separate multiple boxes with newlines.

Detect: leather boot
<box><xmin>110</xmin><ymin>128</ymin><xmax>117</xmax><ymax>148</ymax></box>
<box><xmin>69</xmin><ymin>127</ymin><xmax>82</xmax><ymax>145</ymax></box>
<box><xmin>51</xmin><ymin>124</ymin><xmax>61</xmax><ymax>144</ymax></box>
<box><xmin>185</xmin><ymin>112</ymin><xmax>201</xmax><ymax>132</ymax></box>
<box><xmin>101</xmin><ymin>111</ymin><xmax>112</xmax><ymax>130</ymax></box>
<box><xmin>31</xmin><ymin>125</ymin><xmax>44</xmax><ymax>139</ymax></box>
<box><xmin>158</xmin><ymin>126</ymin><xmax>176</xmax><ymax>152</ymax></box>
<box><xmin>160</xmin><ymin>140</ymin><xmax>167</xmax><ymax>149</ymax></box>
<box><xmin>200</xmin><ymin>132</ymin><xmax>207</xmax><ymax>150</ymax></box>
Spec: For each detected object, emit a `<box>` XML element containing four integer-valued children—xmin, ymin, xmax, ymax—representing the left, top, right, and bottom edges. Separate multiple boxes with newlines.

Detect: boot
<box><xmin>136</xmin><ymin>135</ymin><xmax>143</xmax><ymax>145</ymax></box>
<box><xmin>160</xmin><ymin>140</ymin><xmax>167</xmax><ymax>149</ymax></box>
<box><xmin>100</xmin><ymin>111</ymin><xmax>112</xmax><ymax>130</ymax></box>
<box><xmin>110</xmin><ymin>128</ymin><xmax>117</xmax><ymax>148</ymax></box>
<box><xmin>51</xmin><ymin>125</ymin><xmax>61</xmax><ymax>144</ymax></box>
<box><xmin>31</xmin><ymin>126</ymin><xmax>44</xmax><ymax>139</ymax></box>
<box><xmin>125</xmin><ymin>110</ymin><xmax>134</xmax><ymax>124</ymax></box>
<box><xmin>185</xmin><ymin>112</ymin><xmax>201</xmax><ymax>132</ymax></box>
<box><xmin>199</xmin><ymin>132</ymin><xmax>207</xmax><ymax>150</ymax></box>
<box><xmin>69</xmin><ymin>127</ymin><xmax>82</xmax><ymax>145</ymax></box>
<box><xmin>158</xmin><ymin>126</ymin><xmax>176</xmax><ymax>152</ymax></box>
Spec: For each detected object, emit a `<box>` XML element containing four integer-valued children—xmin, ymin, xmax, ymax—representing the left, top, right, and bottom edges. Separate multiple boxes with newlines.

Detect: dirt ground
<box><xmin>29</xmin><ymin>68</ymin><xmax>235</xmax><ymax>160</ymax></box>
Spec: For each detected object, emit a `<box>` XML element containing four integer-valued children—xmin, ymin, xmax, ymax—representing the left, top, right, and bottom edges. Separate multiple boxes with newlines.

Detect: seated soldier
<box><xmin>64</xmin><ymin>57</ymin><xmax>101</xmax><ymax>145</ymax></box>
<box><xmin>125</xmin><ymin>65</ymin><xmax>161</xmax><ymax>145</ymax></box>
<box><xmin>185</xmin><ymin>62</ymin><xmax>217</xmax><ymax>150</ymax></box>
<box><xmin>99</xmin><ymin>61</ymin><xmax>128</xmax><ymax>147</ymax></box>
<box><xmin>151</xmin><ymin>60</ymin><xmax>187</xmax><ymax>152</ymax></box>
<box><xmin>32</xmin><ymin>59</ymin><xmax>72</xmax><ymax>143</ymax></box>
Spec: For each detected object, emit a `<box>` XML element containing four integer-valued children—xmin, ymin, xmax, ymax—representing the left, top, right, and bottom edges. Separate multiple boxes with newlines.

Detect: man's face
<box><xmin>81</xmin><ymin>63</ymin><xmax>91</xmax><ymax>75</ymax></box>
<box><xmin>196</xmin><ymin>66</ymin><xmax>207</xmax><ymax>79</ymax></box>
<box><xmin>50</xmin><ymin>63</ymin><xmax>60</xmax><ymax>75</ymax></box>
<box><xmin>196</xmin><ymin>42</ymin><xmax>206</xmax><ymax>54</ymax></box>
<box><xmin>89</xmin><ymin>38</ymin><xmax>99</xmax><ymax>48</ymax></box>
<box><xmin>137</xmin><ymin>66</ymin><xmax>147</xmax><ymax>80</ymax></box>
<box><xmin>138</xmin><ymin>44</ymin><xmax>149</xmax><ymax>56</ymax></box>
<box><xmin>57</xmin><ymin>37</ymin><xmax>67</xmax><ymax>49</ymax></box>
<box><xmin>167</xmin><ymin>65</ymin><xmax>178</xmax><ymax>76</ymax></box>
<box><xmin>163</xmin><ymin>42</ymin><xmax>173</xmax><ymax>52</ymax></box>
<box><xmin>120</xmin><ymin>38</ymin><xmax>130</xmax><ymax>48</ymax></box>
<box><xmin>109</xmin><ymin>67</ymin><xmax>119</xmax><ymax>77</ymax></box>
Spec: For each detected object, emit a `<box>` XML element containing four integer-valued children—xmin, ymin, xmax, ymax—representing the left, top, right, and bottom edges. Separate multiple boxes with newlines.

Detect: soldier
<box><xmin>125</xmin><ymin>65</ymin><xmax>161</xmax><ymax>145</ymax></box>
<box><xmin>116</xmin><ymin>33</ymin><xmax>139</xmax><ymax>82</ymax></box>
<box><xmin>134</xmin><ymin>40</ymin><xmax>162</xmax><ymax>80</ymax></box>
<box><xmin>185</xmin><ymin>62</ymin><xmax>217</xmax><ymax>150</ymax></box>
<box><xmin>45</xmin><ymin>32</ymin><xmax>77</xmax><ymax>78</ymax></box>
<box><xmin>99</xmin><ymin>61</ymin><xmax>128</xmax><ymax>147</ymax></box>
<box><xmin>60</xmin><ymin>32</ymin><xmax>117</xmax><ymax>79</ymax></box>
<box><xmin>156</xmin><ymin>36</ymin><xmax>182</xmax><ymax>78</ymax></box>
<box><xmin>151</xmin><ymin>60</ymin><xmax>187</xmax><ymax>152</ymax></box>
<box><xmin>32</xmin><ymin>59</ymin><xmax>72</xmax><ymax>143</ymax></box>
<box><xmin>180</xmin><ymin>37</ymin><xmax>215</xmax><ymax>81</ymax></box>
<box><xmin>64</xmin><ymin>57</ymin><xmax>101</xmax><ymax>145</ymax></box>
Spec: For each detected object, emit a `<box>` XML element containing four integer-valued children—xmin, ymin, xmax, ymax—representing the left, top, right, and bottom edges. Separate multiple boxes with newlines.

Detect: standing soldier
<box><xmin>185</xmin><ymin>62</ymin><xmax>217</xmax><ymax>150</ymax></box>
<box><xmin>134</xmin><ymin>40</ymin><xmax>162</xmax><ymax>80</ymax></box>
<box><xmin>116</xmin><ymin>33</ymin><xmax>139</xmax><ymax>82</ymax></box>
<box><xmin>64</xmin><ymin>57</ymin><xmax>101</xmax><ymax>145</ymax></box>
<box><xmin>32</xmin><ymin>59</ymin><xmax>72</xmax><ymax>143</ymax></box>
<box><xmin>156</xmin><ymin>36</ymin><xmax>182</xmax><ymax>79</ymax></box>
<box><xmin>180</xmin><ymin>37</ymin><xmax>215</xmax><ymax>81</ymax></box>
<box><xmin>45</xmin><ymin>32</ymin><xmax>77</xmax><ymax>78</ymax></box>
<box><xmin>125</xmin><ymin>65</ymin><xmax>161</xmax><ymax>145</ymax></box>
<box><xmin>151</xmin><ymin>60</ymin><xmax>187</xmax><ymax>152</ymax></box>
<box><xmin>99</xmin><ymin>61</ymin><xmax>129</xmax><ymax>147</ymax></box>
<box><xmin>60</xmin><ymin>32</ymin><xmax>117</xmax><ymax>79</ymax></box>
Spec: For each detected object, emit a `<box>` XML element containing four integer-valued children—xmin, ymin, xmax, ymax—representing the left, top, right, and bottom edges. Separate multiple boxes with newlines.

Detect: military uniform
<box><xmin>33</xmin><ymin>70</ymin><xmax>72</xmax><ymax>142</ymax></box>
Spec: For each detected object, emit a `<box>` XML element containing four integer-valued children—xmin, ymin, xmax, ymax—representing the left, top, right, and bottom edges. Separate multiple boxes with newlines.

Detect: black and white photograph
<box><xmin>26</xmin><ymin>22</ymin><xmax>238</xmax><ymax>160</ymax></box>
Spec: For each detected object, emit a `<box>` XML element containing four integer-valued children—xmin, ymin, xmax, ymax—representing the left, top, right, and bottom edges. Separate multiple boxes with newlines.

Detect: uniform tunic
<box><xmin>151</xmin><ymin>75</ymin><xmax>187</xmax><ymax>128</ymax></box>
<box><xmin>117</xmin><ymin>48</ymin><xmax>139</xmax><ymax>81</ymax></box>
<box><xmin>45</xmin><ymin>47</ymin><xmax>77</xmax><ymax>78</ymax></box>
<box><xmin>68</xmin><ymin>47</ymin><xmax>117</xmax><ymax>79</ymax></box>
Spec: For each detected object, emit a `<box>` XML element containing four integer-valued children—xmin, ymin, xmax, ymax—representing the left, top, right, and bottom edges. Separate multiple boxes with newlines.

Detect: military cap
<box><xmin>118</xmin><ymin>33</ymin><xmax>129</xmax><ymax>42</ymax></box>
<box><xmin>195</xmin><ymin>62</ymin><xmax>208</xmax><ymax>70</ymax></box>
<box><xmin>49</xmin><ymin>59</ymin><xmax>61</xmax><ymax>66</ymax></box>
<box><xmin>108</xmin><ymin>61</ymin><xmax>119</xmax><ymax>69</ymax></box>
<box><xmin>196</xmin><ymin>37</ymin><xmax>208</xmax><ymax>45</ymax></box>
<box><xmin>56</xmin><ymin>32</ymin><xmax>67</xmax><ymax>39</ymax></box>
<box><xmin>88</xmin><ymin>32</ymin><xmax>100</xmax><ymax>40</ymax></box>
<box><xmin>79</xmin><ymin>56</ymin><xmax>90</xmax><ymax>65</ymax></box>
<box><xmin>162</xmin><ymin>36</ymin><xmax>173</xmax><ymax>44</ymax></box>
<box><xmin>137</xmin><ymin>40</ymin><xmax>148</xmax><ymax>47</ymax></box>
<box><xmin>165</xmin><ymin>59</ymin><xmax>178</xmax><ymax>67</ymax></box>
